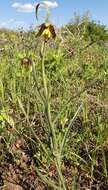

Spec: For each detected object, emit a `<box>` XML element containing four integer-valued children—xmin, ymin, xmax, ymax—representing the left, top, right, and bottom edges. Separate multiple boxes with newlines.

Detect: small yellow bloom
<box><xmin>36</xmin><ymin>23</ymin><xmax>56</xmax><ymax>42</ymax></box>
<box><xmin>42</xmin><ymin>28</ymin><xmax>52</xmax><ymax>39</ymax></box>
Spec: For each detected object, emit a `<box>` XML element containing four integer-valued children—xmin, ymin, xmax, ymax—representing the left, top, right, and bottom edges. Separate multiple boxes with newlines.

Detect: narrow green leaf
<box><xmin>35</xmin><ymin>166</ymin><xmax>59</xmax><ymax>190</ymax></box>
<box><xmin>17</xmin><ymin>97</ymin><xmax>27</xmax><ymax>118</ymax></box>
<box><xmin>60</xmin><ymin>103</ymin><xmax>83</xmax><ymax>155</ymax></box>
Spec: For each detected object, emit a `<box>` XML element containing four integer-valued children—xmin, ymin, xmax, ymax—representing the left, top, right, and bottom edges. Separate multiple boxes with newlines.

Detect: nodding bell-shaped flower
<box><xmin>36</xmin><ymin>23</ymin><xmax>56</xmax><ymax>42</ymax></box>
<box><xmin>21</xmin><ymin>57</ymin><xmax>33</xmax><ymax>72</ymax></box>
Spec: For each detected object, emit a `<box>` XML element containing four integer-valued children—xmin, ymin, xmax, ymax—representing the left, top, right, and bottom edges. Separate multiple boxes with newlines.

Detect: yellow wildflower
<box><xmin>36</xmin><ymin>23</ymin><xmax>56</xmax><ymax>42</ymax></box>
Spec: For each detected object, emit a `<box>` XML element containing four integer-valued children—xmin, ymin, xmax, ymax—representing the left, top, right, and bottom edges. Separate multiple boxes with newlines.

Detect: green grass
<box><xmin>0</xmin><ymin>28</ymin><xmax>108</xmax><ymax>190</ymax></box>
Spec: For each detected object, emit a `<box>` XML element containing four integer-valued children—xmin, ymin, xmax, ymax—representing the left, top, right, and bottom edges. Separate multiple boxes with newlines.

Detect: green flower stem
<box><xmin>41</xmin><ymin>41</ymin><xmax>48</xmax><ymax>99</ymax></box>
<box><xmin>41</xmin><ymin>41</ymin><xmax>57</xmax><ymax>150</ymax></box>
<box><xmin>41</xmin><ymin>41</ymin><xmax>66</xmax><ymax>190</ymax></box>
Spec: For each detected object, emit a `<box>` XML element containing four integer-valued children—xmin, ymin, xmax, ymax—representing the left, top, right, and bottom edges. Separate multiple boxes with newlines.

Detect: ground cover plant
<box><xmin>0</xmin><ymin>3</ymin><xmax>108</xmax><ymax>190</ymax></box>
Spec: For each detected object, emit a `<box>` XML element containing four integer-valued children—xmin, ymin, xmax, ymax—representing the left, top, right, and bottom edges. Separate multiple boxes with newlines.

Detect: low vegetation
<box><xmin>0</xmin><ymin>11</ymin><xmax>108</xmax><ymax>190</ymax></box>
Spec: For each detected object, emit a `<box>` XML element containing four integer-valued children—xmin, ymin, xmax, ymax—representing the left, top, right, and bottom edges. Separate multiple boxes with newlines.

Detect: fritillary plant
<box><xmin>27</xmin><ymin>2</ymin><xmax>83</xmax><ymax>189</ymax></box>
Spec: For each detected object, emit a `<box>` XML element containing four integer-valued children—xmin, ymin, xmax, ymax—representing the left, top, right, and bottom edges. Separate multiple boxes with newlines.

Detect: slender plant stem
<box><xmin>41</xmin><ymin>41</ymin><xmax>57</xmax><ymax>151</ymax></box>
<box><xmin>41</xmin><ymin>41</ymin><xmax>48</xmax><ymax>99</ymax></box>
<box><xmin>41</xmin><ymin>41</ymin><xmax>66</xmax><ymax>190</ymax></box>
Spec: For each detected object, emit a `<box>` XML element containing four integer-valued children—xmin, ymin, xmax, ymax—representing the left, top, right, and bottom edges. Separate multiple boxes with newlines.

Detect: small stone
<box><xmin>3</xmin><ymin>183</ymin><xmax>23</xmax><ymax>190</ymax></box>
